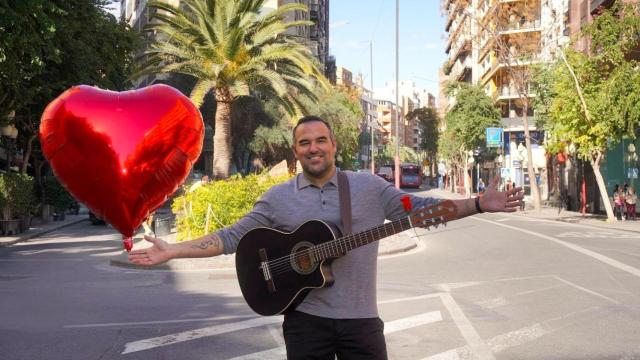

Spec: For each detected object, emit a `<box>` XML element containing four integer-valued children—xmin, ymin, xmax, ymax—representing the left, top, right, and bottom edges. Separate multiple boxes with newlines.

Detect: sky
<box><xmin>329</xmin><ymin>0</ymin><xmax>446</xmax><ymax>97</ymax></box>
<box><xmin>107</xmin><ymin>0</ymin><xmax>447</xmax><ymax>97</ymax></box>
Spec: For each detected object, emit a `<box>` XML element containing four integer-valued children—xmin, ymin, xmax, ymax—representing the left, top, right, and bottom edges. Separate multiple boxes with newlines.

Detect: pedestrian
<box><xmin>477</xmin><ymin>178</ymin><xmax>485</xmax><ymax>194</ymax></box>
<box><xmin>506</xmin><ymin>178</ymin><xmax>513</xmax><ymax>192</ymax></box>
<box><xmin>189</xmin><ymin>174</ymin><xmax>210</xmax><ymax>192</ymax></box>
<box><xmin>613</xmin><ymin>184</ymin><xmax>624</xmax><ymax>221</ymax></box>
<box><xmin>626</xmin><ymin>187</ymin><xmax>637</xmax><ymax>221</ymax></box>
<box><xmin>128</xmin><ymin>115</ymin><xmax>524</xmax><ymax>360</ymax></box>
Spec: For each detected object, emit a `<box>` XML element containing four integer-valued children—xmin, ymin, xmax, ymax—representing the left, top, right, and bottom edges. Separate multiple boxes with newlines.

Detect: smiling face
<box><xmin>292</xmin><ymin>120</ymin><xmax>337</xmax><ymax>182</ymax></box>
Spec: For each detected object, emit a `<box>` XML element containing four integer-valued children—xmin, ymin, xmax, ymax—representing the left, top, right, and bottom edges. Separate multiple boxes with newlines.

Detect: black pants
<box><xmin>282</xmin><ymin>311</ymin><xmax>387</xmax><ymax>360</ymax></box>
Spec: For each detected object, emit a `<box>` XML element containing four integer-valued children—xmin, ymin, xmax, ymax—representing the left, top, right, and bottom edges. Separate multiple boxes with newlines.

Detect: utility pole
<box><xmin>370</xmin><ymin>40</ymin><xmax>375</xmax><ymax>175</ymax></box>
<box><xmin>394</xmin><ymin>0</ymin><xmax>400</xmax><ymax>189</ymax></box>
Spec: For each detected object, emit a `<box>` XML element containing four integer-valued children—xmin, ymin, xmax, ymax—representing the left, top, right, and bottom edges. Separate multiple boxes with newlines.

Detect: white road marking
<box><xmin>556</xmin><ymin>231</ymin><xmax>640</xmax><ymax>239</ymax></box>
<box><xmin>472</xmin><ymin>217</ymin><xmax>640</xmax><ymax>279</ymax></box>
<box><xmin>228</xmin><ymin>312</ymin><xmax>444</xmax><ymax>360</ymax></box>
<box><xmin>439</xmin><ymin>292</ymin><xmax>496</xmax><ymax>360</ymax></box>
<box><xmin>422</xmin><ymin>323</ymin><xmax>549</xmax><ymax>360</ymax></box>
<box><xmin>553</xmin><ymin>276</ymin><xmax>620</xmax><ymax>305</ymax></box>
<box><xmin>121</xmin><ymin>316</ymin><xmax>283</xmax><ymax>354</ymax></box>
<box><xmin>383</xmin><ymin>311</ymin><xmax>443</xmax><ymax>334</ymax></box>
<box><xmin>475</xmin><ymin>296</ymin><xmax>508</xmax><ymax>309</ymax></box>
<box><xmin>495</xmin><ymin>218</ymin><xmax>510</xmax><ymax>222</ymax></box>
<box><xmin>65</xmin><ymin>314</ymin><xmax>256</xmax><ymax>329</ymax></box>
<box><xmin>378</xmin><ymin>292</ymin><xmax>444</xmax><ymax>304</ymax></box>
<box><xmin>432</xmin><ymin>281</ymin><xmax>485</xmax><ymax>292</ymax></box>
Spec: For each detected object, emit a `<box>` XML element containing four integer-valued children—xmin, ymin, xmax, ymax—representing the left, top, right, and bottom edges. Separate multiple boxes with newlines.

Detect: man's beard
<box><xmin>301</xmin><ymin>156</ymin><xmax>334</xmax><ymax>177</ymax></box>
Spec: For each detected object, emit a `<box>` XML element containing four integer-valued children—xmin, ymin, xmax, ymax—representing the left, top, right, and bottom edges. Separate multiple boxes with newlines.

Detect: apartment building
<box><xmin>121</xmin><ymin>0</ymin><xmax>331</xmax><ymax>81</ymax></box>
<box><xmin>443</xmin><ymin>0</ymin><xmax>568</xmax><ymax>197</ymax></box>
<box><xmin>375</xmin><ymin>81</ymin><xmax>435</xmax><ymax>152</ymax></box>
<box><xmin>279</xmin><ymin>0</ymin><xmax>331</xmax><ymax>77</ymax></box>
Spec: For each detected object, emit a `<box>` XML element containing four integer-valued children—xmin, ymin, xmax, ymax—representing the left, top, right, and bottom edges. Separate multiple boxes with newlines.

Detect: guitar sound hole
<box><xmin>290</xmin><ymin>241</ymin><xmax>318</xmax><ymax>275</ymax></box>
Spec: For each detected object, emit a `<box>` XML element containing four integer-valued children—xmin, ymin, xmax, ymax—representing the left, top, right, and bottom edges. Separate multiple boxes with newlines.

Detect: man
<box><xmin>129</xmin><ymin>116</ymin><xmax>524</xmax><ymax>359</ymax></box>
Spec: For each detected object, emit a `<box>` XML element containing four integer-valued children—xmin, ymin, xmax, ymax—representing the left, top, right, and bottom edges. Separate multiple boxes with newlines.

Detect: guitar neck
<box><xmin>314</xmin><ymin>217</ymin><xmax>412</xmax><ymax>261</ymax></box>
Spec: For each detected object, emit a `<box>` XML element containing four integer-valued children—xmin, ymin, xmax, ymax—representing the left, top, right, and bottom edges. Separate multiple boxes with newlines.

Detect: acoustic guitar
<box><xmin>235</xmin><ymin>200</ymin><xmax>458</xmax><ymax>316</ymax></box>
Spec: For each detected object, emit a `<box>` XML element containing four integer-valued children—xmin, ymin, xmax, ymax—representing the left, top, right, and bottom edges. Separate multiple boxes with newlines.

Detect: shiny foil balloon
<box><xmin>40</xmin><ymin>85</ymin><xmax>204</xmax><ymax>241</ymax></box>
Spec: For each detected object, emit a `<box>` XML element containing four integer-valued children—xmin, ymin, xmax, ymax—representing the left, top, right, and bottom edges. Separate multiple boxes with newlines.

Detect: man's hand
<box><xmin>479</xmin><ymin>175</ymin><xmax>524</xmax><ymax>213</ymax></box>
<box><xmin>128</xmin><ymin>235</ymin><xmax>174</xmax><ymax>266</ymax></box>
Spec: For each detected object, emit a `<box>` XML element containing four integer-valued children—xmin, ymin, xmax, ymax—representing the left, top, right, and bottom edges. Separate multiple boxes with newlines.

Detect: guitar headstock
<box><xmin>409</xmin><ymin>200</ymin><xmax>458</xmax><ymax>229</ymax></box>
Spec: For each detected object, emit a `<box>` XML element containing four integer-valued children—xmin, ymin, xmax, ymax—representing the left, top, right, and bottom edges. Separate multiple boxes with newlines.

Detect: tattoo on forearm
<box><xmin>191</xmin><ymin>234</ymin><xmax>222</xmax><ymax>251</ymax></box>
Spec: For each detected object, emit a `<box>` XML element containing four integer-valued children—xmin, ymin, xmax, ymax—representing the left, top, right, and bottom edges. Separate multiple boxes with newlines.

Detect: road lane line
<box><xmin>65</xmin><ymin>314</ymin><xmax>256</xmax><ymax>329</ymax></box>
<box><xmin>228</xmin><ymin>312</ymin><xmax>444</xmax><ymax>360</ymax></box>
<box><xmin>121</xmin><ymin>316</ymin><xmax>282</xmax><ymax>354</ymax></box>
<box><xmin>553</xmin><ymin>276</ymin><xmax>620</xmax><ymax>305</ymax></box>
<box><xmin>472</xmin><ymin>217</ymin><xmax>640</xmax><ymax>279</ymax></box>
<box><xmin>378</xmin><ymin>293</ymin><xmax>445</xmax><ymax>304</ymax></box>
<box><xmin>439</xmin><ymin>292</ymin><xmax>496</xmax><ymax>360</ymax></box>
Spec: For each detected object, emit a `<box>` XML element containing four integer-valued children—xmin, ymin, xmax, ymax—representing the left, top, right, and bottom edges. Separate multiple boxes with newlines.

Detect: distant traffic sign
<box><xmin>500</xmin><ymin>167</ymin><xmax>511</xmax><ymax>178</ymax></box>
<box><xmin>486</xmin><ymin>127</ymin><xmax>503</xmax><ymax>148</ymax></box>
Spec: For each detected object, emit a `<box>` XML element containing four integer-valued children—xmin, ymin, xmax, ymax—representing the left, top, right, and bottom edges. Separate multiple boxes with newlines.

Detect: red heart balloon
<box><xmin>40</xmin><ymin>85</ymin><xmax>204</xmax><ymax>238</ymax></box>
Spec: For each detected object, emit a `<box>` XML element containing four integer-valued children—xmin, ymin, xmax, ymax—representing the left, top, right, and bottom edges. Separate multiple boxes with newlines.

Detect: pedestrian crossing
<box><xmin>117</xmin><ymin>275</ymin><xmax>614</xmax><ymax>359</ymax></box>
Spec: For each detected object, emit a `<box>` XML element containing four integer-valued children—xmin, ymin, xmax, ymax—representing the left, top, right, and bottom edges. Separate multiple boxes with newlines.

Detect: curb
<box><xmin>0</xmin><ymin>218</ymin><xmax>89</xmax><ymax>247</ymax></box>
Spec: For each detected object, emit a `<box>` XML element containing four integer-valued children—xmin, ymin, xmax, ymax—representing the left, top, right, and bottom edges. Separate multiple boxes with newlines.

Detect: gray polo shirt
<box><xmin>219</xmin><ymin>170</ymin><xmax>439</xmax><ymax>319</ymax></box>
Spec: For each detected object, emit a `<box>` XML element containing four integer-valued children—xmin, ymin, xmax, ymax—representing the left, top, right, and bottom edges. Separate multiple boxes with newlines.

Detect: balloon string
<box><xmin>123</xmin><ymin>236</ymin><xmax>133</xmax><ymax>252</ymax></box>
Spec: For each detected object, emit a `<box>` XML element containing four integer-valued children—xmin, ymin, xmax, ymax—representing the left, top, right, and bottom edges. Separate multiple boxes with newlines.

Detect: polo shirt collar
<box><xmin>297</xmin><ymin>170</ymin><xmax>339</xmax><ymax>190</ymax></box>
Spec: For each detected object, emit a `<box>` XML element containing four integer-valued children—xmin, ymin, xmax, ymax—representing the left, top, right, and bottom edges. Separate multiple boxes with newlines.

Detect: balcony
<box><xmin>498</xmin><ymin>19</ymin><xmax>541</xmax><ymax>34</ymax></box>
<box><xmin>496</xmin><ymin>85</ymin><xmax>536</xmax><ymax>101</ymax></box>
<box><xmin>450</xmin><ymin>56</ymin><xmax>472</xmax><ymax>81</ymax></box>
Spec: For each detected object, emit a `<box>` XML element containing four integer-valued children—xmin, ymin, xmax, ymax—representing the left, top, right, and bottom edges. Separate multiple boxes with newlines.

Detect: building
<box><xmin>336</xmin><ymin>66</ymin><xmax>353</xmax><ymax>87</ymax></box>
<box><xmin>122</xmin><ymin>0</ymin><xmax>331</xmax><ymax>81</ymax></box>
<box><xmin>279</xmin><ymin>0</ymin><xmax>331</xmax><ymax>75</ymax></box>
<box><xmin>375</xmin><ymin>80</ymin><xmax>435</xmax><ymax>152</ymax></box>
<box><xmin>443</xmin><ymin>0</ymin><xmax>568</xmax><ymax>198</ymax></box>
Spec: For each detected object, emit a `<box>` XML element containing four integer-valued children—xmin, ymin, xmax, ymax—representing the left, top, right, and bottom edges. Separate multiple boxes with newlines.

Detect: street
<box><xmin>2</xmin><ymin>194</ymin><xmax>640</xmax><ymax>359</ymax></box>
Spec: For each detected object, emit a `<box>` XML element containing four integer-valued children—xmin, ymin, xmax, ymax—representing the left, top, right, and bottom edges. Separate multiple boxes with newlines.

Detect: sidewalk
<box><xmin>0</xmin><ymin>214</ymin><xmax>89</xmax><ymax>247</ymax></box>
<box><xmin>426</xmin><ymin>186</ymin><xmax>640</xmax><ymax>233</ymax></box>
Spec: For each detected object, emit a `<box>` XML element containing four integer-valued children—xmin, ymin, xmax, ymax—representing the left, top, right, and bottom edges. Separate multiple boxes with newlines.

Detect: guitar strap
<box><xmin>337</xmin><ymin>171</ymin><xmax>352</xmax><ymax>235</ymax></box>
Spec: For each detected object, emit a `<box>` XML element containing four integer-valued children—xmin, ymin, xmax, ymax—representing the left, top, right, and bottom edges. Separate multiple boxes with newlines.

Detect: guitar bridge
<box><xmin>258</xmin><ymin>248</ymin><xmax>276</xmax><ymax>293</ymax></box>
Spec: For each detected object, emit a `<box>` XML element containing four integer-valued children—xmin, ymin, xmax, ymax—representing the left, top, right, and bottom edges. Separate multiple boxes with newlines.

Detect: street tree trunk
<box><xmin>213</xmin><ymin>89</ymin><xmax>233</xmax><ymax>179</ymax></box>
<box><xmin>591</xmin><ymin>151</ymin><xmax>615</xmax><ymax>222</ymax></box>
<box><xmin>21</xmin><ymin>134</ymin><xmax>37</xmax><ymax>174</ymax></box>
<box><xmin>522</xmin><ymin>105</ymin><xmax>542</xmax><ymax>211</ymax></box>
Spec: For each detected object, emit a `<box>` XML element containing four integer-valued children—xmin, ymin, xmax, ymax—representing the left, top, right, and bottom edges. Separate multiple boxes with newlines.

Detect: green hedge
<box><xmin>172</xmin><ymin>173</ymin><xmax>291</xmax><ymax>241</ymax></box>
<box><xmin>0</xmin><ymin>172</ymin><xmax>37</xmax><ymax>219</ymax></box>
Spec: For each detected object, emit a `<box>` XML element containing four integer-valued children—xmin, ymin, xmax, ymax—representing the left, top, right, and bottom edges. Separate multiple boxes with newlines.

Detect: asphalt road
<box><xmin>2</xmin><ymin>199</ymin><xmax>640</xmax><ymax>359</ymax></box>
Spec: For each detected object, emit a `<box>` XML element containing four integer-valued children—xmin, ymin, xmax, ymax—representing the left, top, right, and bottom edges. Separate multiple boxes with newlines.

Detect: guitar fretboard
<box><xmin>312</xmin><ymin>217</ymin><xmax>412</xmax><ymax>261</ymax></box>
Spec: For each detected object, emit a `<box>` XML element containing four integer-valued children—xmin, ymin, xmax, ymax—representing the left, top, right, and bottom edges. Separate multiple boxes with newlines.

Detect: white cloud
<box><xmin>330</xmin><ymin>20</ymin><xmax>349</xmax><ymax>29</ymax></box>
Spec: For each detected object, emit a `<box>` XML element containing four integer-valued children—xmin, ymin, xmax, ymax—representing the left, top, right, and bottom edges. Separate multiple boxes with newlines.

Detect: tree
<box><xmin>377</xmin><ymin>137</ymin><xmax>420</xmax><ymax>166</ymax></box>
<box><xmin>1</xmin><ymin>0</ymin><xmax>138</xmax><ymax>178</ymax></box>
<box><xmin>441</xmin><ymin>82</ymin><xmax>501</xmax><ymax>197</ymax></box>
<box><xmin>537</xmin><ymin>4</ymin><xmax>640</xmax><ymax>222</ymax></box>
<box><xmin>136</xmin><ymin>0</ymin><xmax>327</xmax><ymax>179</ymax></box>
<box><xmin>300</xmin><ymin>86</ymin><xmax>363</xmax><ymax>170</ymax></box>
<box><xmin>462</xmin><ymin>0</ymin><xmax>549</xmax><ymax>210</ymax></box>
<box><xmin>406</xmin><ymin>107</ymin><xmax>440</xmax><ymax>176</ymax></box>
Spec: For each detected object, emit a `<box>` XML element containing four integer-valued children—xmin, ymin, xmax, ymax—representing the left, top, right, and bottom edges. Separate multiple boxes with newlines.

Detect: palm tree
<box><xmin>135</xmin><ymin>0</ymin><xmax>327</xmax><ymax>178</ymax></box>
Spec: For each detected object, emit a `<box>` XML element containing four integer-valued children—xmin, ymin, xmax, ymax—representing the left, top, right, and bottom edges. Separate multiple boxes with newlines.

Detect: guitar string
<box><xmin>266</xmin><ymin>219</ymin><xmax>414</xmax><ymax>276</ymax></box>
<box><xmin>266</xmin><ymin>221</ymin><xmax>404</xmax><ymax>276</ymax></box>
<box><xmin>267</xmin><ymin>213</ymin><xmax>445</xmax><ymax>276</ymax></box>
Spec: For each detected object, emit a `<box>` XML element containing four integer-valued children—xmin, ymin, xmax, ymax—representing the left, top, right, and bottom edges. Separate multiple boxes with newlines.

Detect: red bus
<box><xmin>400</xmin><ymin>163</ymin><xmax>421</xmax><ymax>188</ymax></box>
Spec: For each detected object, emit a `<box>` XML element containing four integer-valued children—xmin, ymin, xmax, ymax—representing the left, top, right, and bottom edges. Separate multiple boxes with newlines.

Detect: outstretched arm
<box><xmin>450</xmin><ymin>175</ymin><xmax>524</xmax><ymax>219</ymax></box>
<box><xmin>128</xmin><ymin>233</ymin><xmax>224</xmax><ymax>266</ymax></box>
